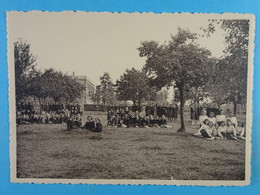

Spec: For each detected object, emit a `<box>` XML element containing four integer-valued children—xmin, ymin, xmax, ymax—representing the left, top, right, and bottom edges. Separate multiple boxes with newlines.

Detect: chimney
<box><xmin>73</xmin><ymin>72</ymin><xmax>75</xmax><ymax>76</ymax></box>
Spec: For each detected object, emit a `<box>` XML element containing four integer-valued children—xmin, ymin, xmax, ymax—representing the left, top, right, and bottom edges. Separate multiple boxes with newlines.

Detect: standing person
<box><xmin>190</xmin><ymin>105</ymin><xmax>196</xmax><ymax>125</ymax></box>
<box><xmin>124</xmin><ymin>106</ymin><xmax>129</xmax><ymax>114</ymax></box>
<box><xmin>173</xmin><ymin>103</ymin><xmax>178</xmax><ymax>122</ymax></box>
<box><xmin>107</xmin><ymin>110</ymin><xmax>112</xmax><ymax>121</ymax></box>
<box><xmin>216</xmin><ymin>109</ymin><xmax>227</xmax><ymax>128</ymax></box>
<box><xmin>67</xmin><ymin>115</ymin><xmax>75</xmax><ymax>131</ymax></box>
<box><xmin>199</xmin><ymin>108</ymin><xmax>208</xmax><ymax>127</ymax></box>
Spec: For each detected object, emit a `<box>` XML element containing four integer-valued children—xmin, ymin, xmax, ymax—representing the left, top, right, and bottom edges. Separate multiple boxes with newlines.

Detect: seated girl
<box><xmin>217</xmin><ymin>121</ymin><xmax>227</xmax><ymax>139</ymax></box>
<box><xmin>107</xmin><ymin>115</ymin><xmax>115</xmax><ymax>127</ymax></box>
<box><xmin>91</xmin><ymin>118</ymin><xmax>103</xmax><ymax>132</ymax></box>
<box><xmin>82</xmin><ymin>116</ymin><xmax>95</xmax><ymax>130</ymax></box>
<box><xmin>208</xmin><ymin>121</ymin><xmax>217</xmax><ymax>137</ymax></box>
<box><xmin>75</xmin><ymin>114</ymin><xmax>83</xmax><ymax>128</ymax></box>
<box><xmin>194</xmin><ymin>119</ymin><xmax>214</xmax><ymax>140</ymax></box>
<box><xmin>160</xmin><ymin>115</ymin><xmax>172</xmax><ymax>128</ymax></box>
<box><xmin>198</xmin><ymin>108</ymin><xmax>208</xmax><ymax>127</ymax></box>
<box><xmin>216</xmin><ymin>110</ymin><xmax>227</xmax><ymax>128</ymax></box>
<box><xmin>227</xmin><ymin>111</ymin><xmax>238</xmax><ymax>128</ymax></box>
<box><xmin>225</xmin><ymin>119</ymin><xmax>238</xmax><ymax>140</ymax></box>
<box><xmin>236</xmin><ymin>121</ymin><xmax>246</xmax><ymax>140</ymax></box>
<box><xmin>208</xmin><ymin>112</ymin><xmax>217</xmax><ymax>126</ymax></box>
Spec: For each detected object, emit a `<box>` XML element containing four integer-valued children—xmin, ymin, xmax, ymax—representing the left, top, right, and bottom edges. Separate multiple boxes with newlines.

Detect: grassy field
<box><xmin>16</xmin><ymin>113</ymin><xmax>246</xmax><ymax>180</ymax></box>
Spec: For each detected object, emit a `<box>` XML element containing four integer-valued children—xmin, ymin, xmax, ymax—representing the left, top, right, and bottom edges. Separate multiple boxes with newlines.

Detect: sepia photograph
<box><xmin>7</xmin><ymin>12</ymin><xmax>254</xmax><ymax>185</ymax></box>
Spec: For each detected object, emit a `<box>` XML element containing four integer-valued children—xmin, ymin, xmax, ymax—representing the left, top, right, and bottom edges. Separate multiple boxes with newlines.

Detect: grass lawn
<box><xmin>16</xmin><ymin>115</ymin><xmax>246</xmax><ymax>180</ymax></box>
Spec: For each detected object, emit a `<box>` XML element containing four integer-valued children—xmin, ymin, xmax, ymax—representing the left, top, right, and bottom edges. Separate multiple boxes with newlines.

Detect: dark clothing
<box><xmin>92</xmin><ymin>122</ymin><xmax>102</xmax><ymax>132</ymax></box>
<box><xmin>83</xmin><ymin>121</ymin><xmax>95</xmax><ymax>130</ymax></box>
<box><xmin>201</xmin><ymin>130</ymin><xmax>211</xmax><ymax>138</ymax></box>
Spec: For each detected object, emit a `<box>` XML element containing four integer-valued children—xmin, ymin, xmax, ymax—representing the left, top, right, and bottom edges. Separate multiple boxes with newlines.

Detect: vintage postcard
<box><xmin>7</xmin><ymin>12</ymin><xmax>254</xmax><ymax>185</ymax></box>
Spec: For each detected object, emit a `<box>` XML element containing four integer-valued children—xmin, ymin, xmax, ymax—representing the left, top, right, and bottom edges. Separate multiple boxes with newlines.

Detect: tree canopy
<box><xmin>205</xmin><ymin>19</ymin><xmax>249</xmax><ymax>113</ymax></box>
<box><xmin>14</xmin><ymin>40</ymin><xmax>85</xmax><ymax>110</ymax></box>
<box><xmin>138</xmin><ymin>28</ymin><xmax>213</xmax><ymax>131</ymax></box>
<box><xmin>116</xmin><ymin>68</ymin><xmax>157</xmax><ymax>106</ymax></box>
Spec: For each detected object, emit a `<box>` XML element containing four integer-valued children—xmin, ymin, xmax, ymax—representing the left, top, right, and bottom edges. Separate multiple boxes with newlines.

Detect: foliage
<box><xmin>26</xmin><ymin>68</ymin><xmax>85</xmax><ymax>106</ymax></box>
<box><xmin>116</xmin><ymin>68</ymin><xmax>157</xmax><ymax>105</ymax></box>
<box><xmin>99</xmin><ymin>73</ymin><xmax>117</xmax><ymax>105</ymax></box>
<box><xmin>14</xmin><ymin>39</ymin><xmax>37</xmax><ymax>103</ymax></box>
<box><xmin>156</xmin><ymin>88</ymin><xmax>169</xmax><ymax>106</ymax></box>
<box><xmin>205</xmin><ymin>19</ymin><xmax>249</xmax><ymax>113</ymax></box>
<box><xmin>138</xmin><ymin>28</ymin><xmax>212</xmax><ymax>131</ymax></box>
<box><xmin>14</xmin><ymin>39</ymin><xmax>85</xmax><ymax>109</ymax></box>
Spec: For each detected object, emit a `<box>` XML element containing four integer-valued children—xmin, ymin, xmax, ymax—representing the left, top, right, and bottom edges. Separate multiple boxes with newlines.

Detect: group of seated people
<box><xmin>107</xmin><ymin>110</ymin><xmax>172</xmax><ymax>128</ymax></box>
<box><xmin>67</xmin><ymin>115</ymin><xmax>102</xmax><ymax>132</ymax></box>
<box><xmin>16</xmin><ymin>109</ymin><xmax>78</xmax><ymax>125</ymax></box>
<box><xmin>194</xmin><ymin>108</ymin><xmax>246</xmax><ymax>140</ymax></box>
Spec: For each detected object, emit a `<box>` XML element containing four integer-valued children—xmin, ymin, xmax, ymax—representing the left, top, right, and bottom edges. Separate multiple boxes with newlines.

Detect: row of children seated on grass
<box><xmin>16</xmin><ymin>111</ymin><xmax>73</xmax><ymax>125</ymax></box>
<box><xmin>107</xmin><ymin>111</ymin><xmax>172</xmax><ymax>128</ymax></box>
<box><xmin>194</xmin><ymin>108</ymin><xmax>246</xmax><ymax>140</ymax></box>
<box><xmin>66</xmin><ymin>115</ymin><xmax>102</xmax><ymax>132</ymax></box>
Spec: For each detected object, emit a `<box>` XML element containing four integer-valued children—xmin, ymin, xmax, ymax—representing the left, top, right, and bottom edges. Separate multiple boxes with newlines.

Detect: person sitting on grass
<box><xmin>107</xmin><ymin>114</ymin><xmax>115</xmax><ymax>127</ymax></box>
<box><xmin>142</xmin><ymin>116</ymin><xmax>150</xmax><ymax>128</ymax></box>
<box><xmin>227</xmin><ymin>111</ymin><xmax>238</xmax><ymax>128</ymax></box>
<box><xmin>225</xmin><ymin>119</ymin><xmax>238</xmax><ymax>140</ymax></box>
<box><xmin>216</xmin><ymin>109</ymin><xmax>227</xmax><ymax>128</ymax></box>
<box><xmin>148</xmin><ymin>115</ymin><xmax>154</xmax><ymax>127</ymax></box>
<box><xmin>114</xmin><ymin>114</ymin><xmax>123</xmax><ymax>127</ymax></box>
<box><xmin>160</xmin><ymin>115</ymin><xmax>172</xmax><ymax>128</ymax></box>
<box><xmin>217</xmin><ymin>121</ymin><xmax>227</xmax><ymax>139</ymax></box>
<box><xmin>75</xmin><ymin>113</ymin><xmax>82</xmax><ymax>128</ymax></box>
<box><xmin>199</xmin><ymin>108</ymin><xmax>208</xmax><ymax>127</ymax></box>
<box><xmin>208</xmin><ymin>121</ymin><xmax>217</xmax><ymax>138</ymax></box>
<box><xmin>134</xmin><ymin>112</ymin><xmax>142</xmax><ymax>128</ymax></box>
<box><xmin>122</xmin><ymin>114</ymin><xmax>130</xmax><ymax>128</ymax></box>
<box><xmin>153</xmin><ymin>116</ymin><xmax>160</xmax><ymax>128</ymax></box>
<box><xmin>128</xmin><ymin>111</ymin><xmax>136</xmax><ymax>128</ymax></box>
<box><xmin>194</xmin><ymin>119</ymin><xmax>214</xmax><ymax>140</ymax></box>
<box><xmin>90</xmin><ymin>118</ymin><xmax>103</xmax><ymax>132</ymax></box>
<box><xmin>67</xmin><ymin>114</ymin><xmax>75</xmax><ymax>131</ymax></box>
<box><xmin>236</xmin><ymin>121</ymin><xmax>246</xmax><ymax>140</ymax></box>
<box><xmin>208</xmin><ymin>112</ymin><xmax>217</xmax><ymax>126</ymax></box>
<box><xmin>82</xmin><ymin>116</ymin><xmax>95</xmax><ymax>130</ymax></box>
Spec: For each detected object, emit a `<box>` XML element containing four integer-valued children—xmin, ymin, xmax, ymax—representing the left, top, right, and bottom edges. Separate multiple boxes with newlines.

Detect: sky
<box><xmin>7</xmin><ymin>12</ymin><xmax>227</xmax><ymax>86</ymax></box>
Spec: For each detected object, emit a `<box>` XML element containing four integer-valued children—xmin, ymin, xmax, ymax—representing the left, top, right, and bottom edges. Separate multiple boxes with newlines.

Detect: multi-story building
<box><xmin>72</xmin><ymin>74</ymin><xmax>95</xmax><ymax>105</ymax></box>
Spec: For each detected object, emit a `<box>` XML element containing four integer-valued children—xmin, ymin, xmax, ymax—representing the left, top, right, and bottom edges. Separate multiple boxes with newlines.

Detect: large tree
<box><xmin>138</xmin><ymin>28</ymin><xmax>212</xmax><ymax>132</ymax></box>
<box><xmin>14</xmin><ymin>39</ymin><xmax>37</xmax><ymax>103</ymax></box>
<box><xmin>99</xmin><ymin>73</ymin><xmax>117</xmax><ymax>105</ymax></box>
<box><xmin>205</xmin><ymin>19</ymin><xmax>249</xmax><ymax>113</ymax></box>
<box><xmin>116</xmin><ymin>68</ymin><xmax>157</xmax><ymax>106</ymax></box>
<box><xmin>26</xmin><ymin>68</ymin><xmax>85</xmax><ymax>111</ymax></box>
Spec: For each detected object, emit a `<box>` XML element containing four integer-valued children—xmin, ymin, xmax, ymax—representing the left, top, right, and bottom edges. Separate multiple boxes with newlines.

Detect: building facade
<box><xmin>72</xmin><ymin>74</ymin><xmax>95</xmax><ymax>105</ymax></box>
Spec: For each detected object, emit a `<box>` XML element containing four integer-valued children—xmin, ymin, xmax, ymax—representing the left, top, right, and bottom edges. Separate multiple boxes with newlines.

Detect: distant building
<box><xmin>72</xmin><ymin>74</ymin><xmax>95</xmax><ymax>105</ymax></box>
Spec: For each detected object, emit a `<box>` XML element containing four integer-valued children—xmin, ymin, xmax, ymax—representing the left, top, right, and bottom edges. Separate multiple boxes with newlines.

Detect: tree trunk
<box><xmin>177</xmin><ymin>87</ymin><xmax>185</xmax><ymax>132</ymax></box>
